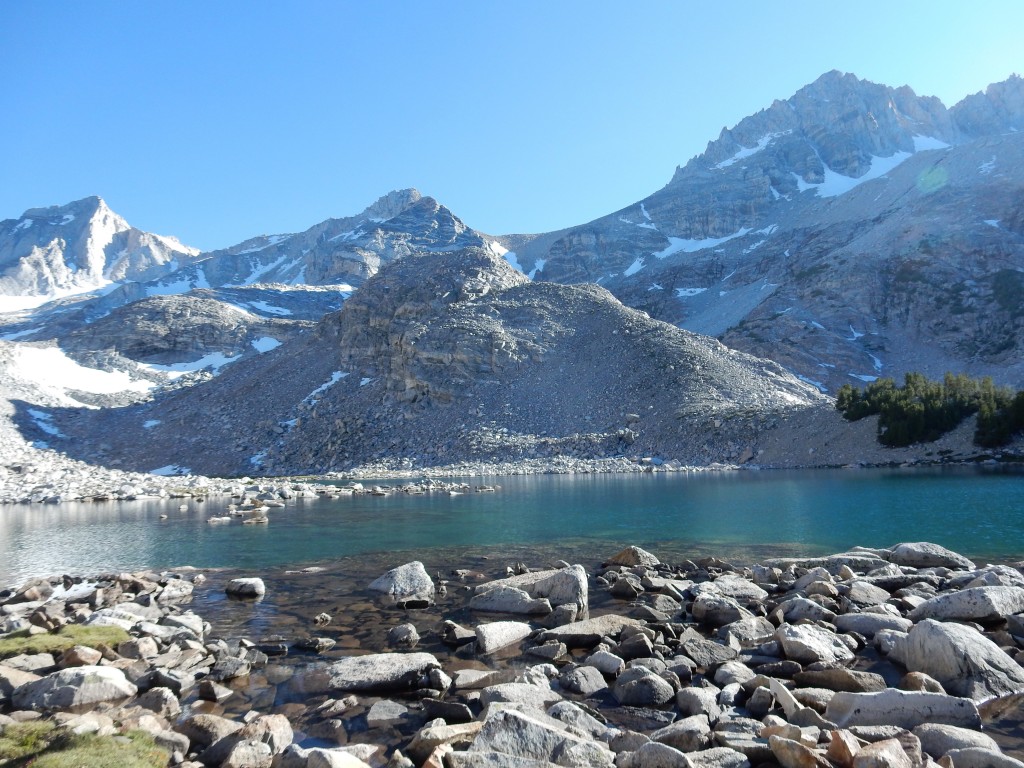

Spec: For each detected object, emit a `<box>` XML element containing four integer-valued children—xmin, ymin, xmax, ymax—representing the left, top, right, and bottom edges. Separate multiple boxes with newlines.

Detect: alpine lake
<box><xmin>3</xmin><ymin>464</ymin><xmax>1024</xmax><ymax>755</ymax></box>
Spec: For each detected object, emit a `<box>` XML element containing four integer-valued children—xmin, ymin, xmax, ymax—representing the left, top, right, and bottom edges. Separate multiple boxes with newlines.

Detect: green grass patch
<box><xmin>0</xmin><ymin>625</ymin><xmax>129</xmax><ymax>660</ymax></box>
<box><xmin>0</xmin><ymin>723</ymin><xmax>168</xmax><ymax>768</ymax></box>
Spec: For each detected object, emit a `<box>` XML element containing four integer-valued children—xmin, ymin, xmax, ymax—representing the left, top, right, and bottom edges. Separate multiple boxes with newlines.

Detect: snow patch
<box><xmin>251</xmin><ymin>337</ymin><xmax>281</xmax><ymax>353</ymax></box>
<box><xmin>758</xmin><ymin>224</ymin><xmax>778</xmax><ymax>235</ymax></box>
<box><xmin>359</xmin><ymin>377</ymin><xmax>373</xmax><ymax>386</ymax></box>
<box><xmin>10</xmin><ymin>345</ymin><xmax>153</xmax><ymax>405</ymax></box>
<box><xmin>675</xmin><ymin>287</ymin><xmax>707</xmax><ymax>298</ymax></box>
<box><xmin>140</xmin><ymin>351</ymin><xmax>239</xmax><ymax>377</ymax></box>
<box><xmin>1</xmin><ymin>327</ymin><xmax>41</xmax><ymax>341</ymax></box>
<box><xmin>796</xmin><ymin>374</ymin><xmax>827</xmax><ymax>392</ymax></box>
<box><xmin>623</xmin><ymin>257</ymin><xmax>645</xmax><ymax>277</ymax></box>
<box><xmin>810</xmin><ymin>321</ymin><xmax>826</xmax><ymax>330</ymax></box>
<box><xmin>143</xmin><ymin>419</ymin><xmax>161</xmax><ymax>429</ymax></box>
<box><xmin>848</xmin><ymin>325</ymin><xmax>864</xmax><ymax>340</ymax></box>
<box><xmin>984</xmin><ymin>219</ymin><xmax>1001</xmax><ymax>228</ymax></box>
<box><xmin>236</xmin><ymin>234</ymin><xmax>291</xmax><ymax>254</ymax></box>
<box><xmin>303</xmin><ymin>371</ymin><xmax>348</xmax><ymax>405</ymax></box>
<box><xmin>794</xmin><ymin>150</ymin><xmax>914</xmax><ymax>198</ymax></box>
<box><xmin>247</xmin><ymin>300</ymin><xmax>292</xmax><ymax>316</ymax></box>
<box><xmin>868</xmin><ymin>353</ymin><xmax>883</xmax><ymax>372</ymax></box>
<box><xmin>528</xmin><ymin>259</ymin><xmax>546</xmax><ymax>280</ymax></box>
<box><xmin>59</xmin><ymin>214</ymin><xmax>76</xmax><ymax>225</ymax></box>
<box><xmin>653</xmin><ymin>228</ymin><xmax>752</xmax><ymax>259</ymax></box>
<box><xmin>28</xmin><ymin>408</ymin><xmax>65</xmax><ymax>437</ymax></box>
<box><xmin>13</xmin><ymin>219</ymin><xmax>32</xmax><ymax>232</ymax></box>
<box><xmin>912</xmin><ymin>135</ymin><xmax>950</xmax><ymax>151</ymax></box>
<box><xmin>978</xmin><ymin>157</ymin><xmax>996</xmax><ymax>175</ymax></box>
<box><xmin>150</xmin><ymin>464</ymin><xmax>190</xmax><ymax>476</ymax></box>
<box><xmin>849</xmin><ymin>373</ymin><xmax>878</xmax><ymax>382</ymax></box>
<box><xmin>715</xmin><ymin>131</ymin><xmax>790</xmax><ymax>169</ymax></box>
<box><xmin>648</xmin><ymin>283</ymin><xmax>664</xmax><ymax>291</ymax></box>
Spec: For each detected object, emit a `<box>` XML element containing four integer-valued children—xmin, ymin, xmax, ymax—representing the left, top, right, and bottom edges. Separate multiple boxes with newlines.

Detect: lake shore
<box><xmin>2</xmin><ymin>541</ymin><xmax>1024</xmax><ymax>767</ymax></box>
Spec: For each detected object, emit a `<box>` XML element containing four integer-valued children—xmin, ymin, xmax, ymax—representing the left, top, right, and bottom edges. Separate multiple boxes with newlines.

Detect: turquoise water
<box><xmin>1</xmin><ymin>465</ymin><xmax>1023</xmax><ymax>589</ymax></box>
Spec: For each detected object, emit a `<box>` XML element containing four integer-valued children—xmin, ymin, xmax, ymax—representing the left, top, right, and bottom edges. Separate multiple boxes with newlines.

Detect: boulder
<box><xmin>476</xmin><ymin>621</ymin><xmax>533</xmax><ymax>654</ymax></box>
<box><xmin>768</xmin><ymin>735</ymin><xmax>832</xmax><ymax>768</ymax></box>
<box><xmin>468</xmin><ymin>707</ymin><xmax>614</xmax><ymax>766</ymax></box>
<box><xmin>692</xmin><ymin>593</ymin><xmax>753</xmax><ymax>627</ymax></box>
<box><xmin>479</xmin><ymin>682</ymin><xmax>563</xmax><ymax>714</ymax></box>
<box><xmin>909</xmin><ymin>586</ymin><xmax>1024</xmax><ymax>623</ymax></box>
<box><xmin>368</xmin><ymin>561</ymin><xmax>434</xmax><ymax>607</ymax></box>
<box><xmin>225</xmin><ymin>577</ymin><xmax>265</xmax><ymax>598</ymax></box>
<box><xmin>651</xmin><ymin>714</ymin><xmax>712</xmax><ymax>752</ymax></box>
<box><xmin>538</xmin><ymin>614</ymin><xmax>643</xmax><ymax>648</ymax></box>
<box><xmin>406</xmin><ymin>722</ymin><xmax>483</xmax><ymax>764</ymax></box>
<box><xmin>834</xmin><ymin>613</ymin><xmax>912</xmax><ymax>637</ymax></box>
<box><xmin>889</xmin><ymin>543</ymin><xmax>975</xmax><ymax>570</ymax></box>
<box><xmin>325</xmin><ymin>652</ymin><xmax>440</xmax><ymax>692</ymax></box>
<box><xmin>474</xmin><ymin>566</ymin><xmax>589</xmax><ymax>619</ymax></box>
<box><xmin>897</xmin><ymin>619</ymin><xmax>1024</xmax><ymax>701</ymax></box>
<box><xmin>825</xmin><ymin>689</ymin><xmax>981</xmax><ymax>730</ymax></box>
<box><xmin>793</xmin><ymin>668</ymin><xmax>887</xmax><ymax>693</ymax></box>
<box><xmin>940</xmin><ymin>747</ymin><xmax>1024</xmax><ymax>768</ymax></box>
<box><xmin>775</xmin><ymin>624</ymin><xmax>855</xmax><ymax>665</ymax></box>
<box><xmin>911</xmin><ymin>723</ymin><xmax>1000</xmax><ymax>759</ymax></box>
<box><xmin>12</xmin><ymin>665</ymin><xmax>137</xmax><ymax>710</ymax></box>
<box><xmin>604</xmin><ymin>546</ymin><xmax>660</xmax><ymax>567</ymax></box>
<box><xmin>559</xmin><ymin>665</ymin><xmax>608</xmax><ymax>695</ymax></box>
<box><xmin>470</xmin><ymin>585</ymin><xmax>552</xmax><ymax>615</ymax></box>
<box><xmin>852</xmin><ymin>738</ymin><xmax>913</xmax><ymax>768</ymax></box>
<box><xmin>613</xmin><ymin>665</ymin><xmax>675</xmax><ymax>706</ymax></box>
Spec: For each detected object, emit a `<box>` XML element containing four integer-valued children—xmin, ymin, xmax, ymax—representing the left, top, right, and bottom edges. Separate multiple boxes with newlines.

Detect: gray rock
<box><xmin>559</xmin><ymin>665</ymin><xmax>608</xmax><ymax>695</ymax></box>
<box><xmin>717</xmin><ymin>617</ymin><xmax>776</xmax><ymax>647</ymax></box>
<box><xmin>909</xmin><ymin>586</ymin><xmax>1024</xmax><ymax>623</ymax></box>
<box><xmin>834</xmin><ymin>612</ymin><xmax>913</xmax><ymax>637</ymax></box>
<box><xmin>538</xmin><ymin>614</ymin><xmax>643</xmax><ymax>648</ymax></box>
<box><xmin>476</xmin><ymin>621</ymin><xmax>533</xmax><ymax>654</ymax></box>
<box><xmin>220</xmin><ymin>739</ymin><xmax>273</xmax><ymax>768</ymax></box>
<box><xmin>480</xmin><ymin>682</ymin><xmax>563</xmax><ymax>714</ymax></box>
<box><xmin>469</xmin><ymin>707</ymin><xmax>614</xmax><ymax>766</ymax></box>
<box><xmin>584</xmin><ymin>649</ymin><xmax>625</xmax><ymax>677</ymax></box>
<box><xmin>775</xmin><ymin>623</ymin><xmax>855</xmax><ymax>665</ymax></box>
<box><xmin>681</xmin><ymin>637</ymin><xmax>738</xmax><ymax>668</ymax></box>
<box><xmin>682</xmin><ymin>746</ymin><xmax>751</xmax><ymax>768</ymax></box>
<box><xmin>897</xmin><ymin>618</ymin><xmax>1024</xmax><ymax>701</ymax></box>
<box><xmin>940</xmin><ymin>747</ymin><xmax>1024</xmax><ymax>768</ymax></box>
<box><xmin>676</xmin><ymin>686</ymin><xmax>722</xmax><ymax>722</ymax></box>
<box><xmin>613</xmin><ymin>666</ymin><xmax>676</xmax><ymax>707</ymax></box>
<box><xmin>386</xmin><ymin>623</ymin><xmax>420</xmax><ymax>649</ymax></box>
<box><xmin>367</xmin><ymin>699</ymin><xmax>409</xmax><ymax>727</ymax></box>
<box><xmin>825</xmin><ymin>689</ymin><xmax>981</xmax><ymax>730</ymax></box>
<box><xmin>471</xmin><ymin>585</ymin><xmax>552</xmax><ymax>615</ymax></box>
<box><xmin>692</xmin><ymin>593</ymin><xmax>754</xmax><ymax>627</ymax></box>
<box><xmin>617</xmin><ymin>741</ymin><xmax>690</xmax><ymax>767</ymax></box>
<box><xmin>847</xmin><ymin>581</ymin><xmax>891</xmax><ymax>606</ymax></box>
<box><xmin>225</xmin><ymin>577</ymin><xmax>265</xmax><ymax>598</ymax></box>
<box><xmin>777</xmin><ymin>597</ymin><xmax>836</xmax><ymax>624</ymax></box>
<box><xmin>651</xmin><ymin>714</ymin><xmax>712</xmax><ymax>752</ymax></box>
<box><xmin>912</xmin><ymin>723</ymin><xmax>1000</xmax><ymax>759</ymax></box>
<box><xmin>793</xmin><ymin>668</ymin><xmax>887</xmax><ymax>693</ymax></box>
<box><xmin>605</xmin><ymin>546</ymin><xmax>660</xmax><ymax>567</ymax></box>
<box><xmin>889</xmin><ymin>542</ymin><xmax>975</xmax><ymax>570</ymax></box>
<box><xmin>325</xmin><ymin>652</ymin><xmax>440</xmax><ymax>692</ymax></box>
<box><xmin>174</xmin><ymin>713</ymin><xmax>243</xmax><ymax>752</ymax></box>
<box><xmin>368</xmin><ymin>561</ymin><xmax>434</xmax><ymax>607</ymax></box>
<box><xmin>851</xmin><ymin>738</ymin><xmax>913</xmax><ymax>768</ymax></box>
<box><xmin>12</xmin><ymin>665</ymin><xmax>137</xmax><ymax>710</ymax></box>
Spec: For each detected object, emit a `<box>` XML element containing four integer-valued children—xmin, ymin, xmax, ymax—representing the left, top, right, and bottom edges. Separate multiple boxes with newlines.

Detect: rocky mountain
<box><xmin>37</xmin><ymin>247</ymin><xmax>827</xmax><ymax>476</ymax></box>
<box><xmin>0</xmin><ymin>188</ymin><xmax>503</xmax><ymax>374</ymax></box>
<box><xmin>0</xmin><ymin>196</ymin><xmax>200</xmax><ymax>311</ymax></box>
<box><xmin>507</xmin><ymin>72</ymin><xmax>1024</xmax><ymax>391</ymax></box>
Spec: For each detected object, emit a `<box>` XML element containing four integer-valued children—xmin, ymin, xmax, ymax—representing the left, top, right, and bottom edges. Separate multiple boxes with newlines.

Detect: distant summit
<box><xmin>0</xmin><ymin>196</ymin><xmax>199</xmax><ymax>310</ymax></box>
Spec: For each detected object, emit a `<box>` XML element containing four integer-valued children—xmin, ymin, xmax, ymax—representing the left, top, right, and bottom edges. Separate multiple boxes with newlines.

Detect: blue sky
<box><xmin>2</xmin><ymin>1</ymin><xmax>1022</xmax><ymax>250</ymax></box>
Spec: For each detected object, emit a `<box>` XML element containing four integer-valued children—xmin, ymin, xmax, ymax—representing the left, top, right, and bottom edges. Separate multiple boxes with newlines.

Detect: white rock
<box><xmin>476</xmin><ymin>621</ymin><xmax>533</xmax><ymax>654</ymax></box>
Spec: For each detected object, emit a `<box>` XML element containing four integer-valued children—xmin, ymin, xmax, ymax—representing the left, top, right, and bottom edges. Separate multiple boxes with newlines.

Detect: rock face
<box><xmin>507</xmin><ymin>72</ymin><xmax>1024</xmax><ymax>392</ymax></box>
<box><xmin>54</xmin><ymin>245</ymin><xmax>826</xmax><ymax>476</ymax></box>
<box><xmin>896</xmin><ymin>618</ymin><xmax>1024</xmax><ymax>701</ymax></box>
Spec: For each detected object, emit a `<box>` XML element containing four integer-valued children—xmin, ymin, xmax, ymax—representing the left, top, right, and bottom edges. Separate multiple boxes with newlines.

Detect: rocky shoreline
<box><xmin>2</xmin><ymin>542</ymin><xmax>1024</xmax><ymax>767</ymax></box>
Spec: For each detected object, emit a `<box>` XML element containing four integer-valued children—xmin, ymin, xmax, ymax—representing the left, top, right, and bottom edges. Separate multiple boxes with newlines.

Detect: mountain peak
<box><xmin>359</xmin><ymin>188</ymin><xmax>423</xmax><ymax>222</ymax></box>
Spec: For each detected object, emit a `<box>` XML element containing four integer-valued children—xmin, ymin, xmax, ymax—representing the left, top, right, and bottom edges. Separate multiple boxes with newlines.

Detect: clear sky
<box><xmin>2</xmin><ymin>1</ymin><xmax>1022</xmax><ymax>251</ymax></box>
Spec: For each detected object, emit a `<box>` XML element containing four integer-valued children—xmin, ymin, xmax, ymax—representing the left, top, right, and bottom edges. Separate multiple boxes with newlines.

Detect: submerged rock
<box><xmin>368</xmin><ymin>561</ymin><xmax>435</xmax><ymax>608</ymax></box>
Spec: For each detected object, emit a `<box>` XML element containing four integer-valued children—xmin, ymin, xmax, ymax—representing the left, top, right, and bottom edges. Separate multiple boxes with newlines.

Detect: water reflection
<box><xmin>1</xmin><ymin>466</ymin><xmax>1022</xmax><ymax>589</ymax></box>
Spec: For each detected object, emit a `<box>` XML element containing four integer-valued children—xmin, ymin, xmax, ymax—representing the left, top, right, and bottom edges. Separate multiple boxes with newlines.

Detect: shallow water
<box><xmin>2</xmin><ymin>465</ymin><xmax>1024</xmax><ymax>589</ymax></box>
